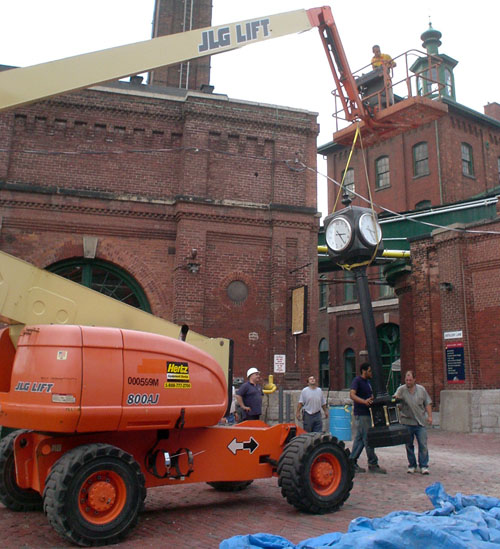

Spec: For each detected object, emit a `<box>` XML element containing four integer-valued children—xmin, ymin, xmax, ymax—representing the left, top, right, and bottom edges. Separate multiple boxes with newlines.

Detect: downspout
<box><xmin>480</xmin><ymin>127</ymin><xmax>488</xmax><ymax>195</ymax></box>
<box><xmin>434</xmin><ymin>120</ymin><xmax>443</xmax><ymax>205</ymax></box>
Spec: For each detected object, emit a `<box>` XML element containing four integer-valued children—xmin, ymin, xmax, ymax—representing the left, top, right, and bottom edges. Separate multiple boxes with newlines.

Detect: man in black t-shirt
<box><xmin>236</xmin><ymin>368</ymin><xmax>263</xmax><ymax>420</ymax></box>
<box><xmin>349</xmin><ymin>363</ymin><xmax>386</xmax><ymax>474</ymax></box>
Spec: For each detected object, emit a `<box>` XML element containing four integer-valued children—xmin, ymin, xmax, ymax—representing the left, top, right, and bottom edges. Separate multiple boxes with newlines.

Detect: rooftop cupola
<box><xmin>410</xmin><ymin>22</ymin><xmax>458</xmax><ymax>101</ymax></box>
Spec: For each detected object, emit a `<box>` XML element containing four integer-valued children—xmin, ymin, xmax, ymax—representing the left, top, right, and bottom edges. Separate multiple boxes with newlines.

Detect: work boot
<box><xmin>368</xmin><ymin>464</ymin><xmax>387</xmax><ymax>474</ymax></box>
<box><xmin>353</xmin><ymin>462</ymin><xmax>366</xmax><ymax>473</ymax></box>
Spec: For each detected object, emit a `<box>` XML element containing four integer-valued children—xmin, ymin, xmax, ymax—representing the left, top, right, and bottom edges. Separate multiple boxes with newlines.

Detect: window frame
<box><xmin>343</xmin><ymin>348</ymin><xmax>356</xmax><ymax>389</ymax></box>
<box><xmin>344</xmin><ymin>271</ymin><xmax>358</xmax><ymax>303</ymax></box>
<box><xmin>341</xmin><ymin>167</ymin><xmax>355</xmax><ymax>198</ymax></box>
<box><xmin>461</xmin><ymin>142</ymin><xmax>474</xmax><ymax>177</ymax></box>
<box><xmin>375</xmin><ymin>155</ymin><xmax>390</xmax><ymax>189</ymax></box>
<box><xmin>379</xmin><ymin>267</ymin><xmax>395</xmax><ymax>299</ymax></box>
<box><xmin>319</xmin><ymin>338</ymin><xmax>330</xmax><ymax>389</ymax></box>
<box><xmin>412</xmin><ymin>141</ymin><xmax>429</xmax><ymax>178</ymax></box>
<box><xmin>319</xmin><ymin>275</ymin><xmax>328</xmax><ymax>309</ymax></box>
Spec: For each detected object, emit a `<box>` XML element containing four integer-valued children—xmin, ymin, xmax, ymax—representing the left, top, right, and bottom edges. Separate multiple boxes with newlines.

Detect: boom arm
<box><xmin>0</xmin><ymin>7</ymin><xmax>365</xmax><ymax>121</ymax></box>
<box><xmin>307</xmin><ymin>8</ymin><xmax>368</xmax><ymax>123</ymax></box>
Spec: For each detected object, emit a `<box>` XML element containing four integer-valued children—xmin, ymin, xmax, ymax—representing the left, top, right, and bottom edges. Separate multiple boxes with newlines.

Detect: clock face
<box><xmin>358</xmin><ymin>212</ymin><xmax>382</xmax><ymax>246</ymax></box>
<box><xmin>325</xmin><ymin>216</ymin><xmax>352</xmax><ymax>252</ymax></box>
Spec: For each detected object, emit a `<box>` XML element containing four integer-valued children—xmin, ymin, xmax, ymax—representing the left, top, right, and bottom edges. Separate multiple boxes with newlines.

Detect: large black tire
<box><xmin>277</xmin><ymin>432</ymin><xmax>354</xmax><ymax>514</ymax></box>
<box><xmin>207</xmin><ymin>480</ymin><xmax>253</xmax><ymax>492</ymax></box>
<box><xmin>0</xmin><ymin>430</ymin><xmax>43</xmax><ymax>511</ymax></box>
<box><xmin>43</xmin><ymin>443</ymin><xmax>146</xmax><ymax>547</ymax></box>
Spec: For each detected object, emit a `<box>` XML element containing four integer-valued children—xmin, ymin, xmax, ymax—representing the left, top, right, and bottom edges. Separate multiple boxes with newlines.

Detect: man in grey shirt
<box><xmin>394</xmin><ymin>370</ymin><xmax>433</xmax><ymax>474</ymax></box>
<box><xmin>296</xmin><ymin>376</ymin><xmax>329</xmax><ymax>432</ymax></box>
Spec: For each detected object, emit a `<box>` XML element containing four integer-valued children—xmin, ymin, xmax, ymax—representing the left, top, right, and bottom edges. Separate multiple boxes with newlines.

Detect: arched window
<box><xmin>461</xmin><ymin>143</ymin><xmax>474</xmax><ymax>176</ymax></box>
<box><xmin>375</xmin><ymin>156</ymin><xmax>390</xmax><ymax>188</ymax></box>
<box><xmin>47</xmin><ymin>258</ymin><xmax>151</xmax><ymax>312</ymax></box>
<box><xmin>413</xmin><ymin>142</ymin><xmax>429</xmax><ymax>177</ymax></box>
<box><xmin>343</xmin><ymin>348</ymin><xmax>356</xmax><ymax>389</ymax></box>
<box><xmin>415</xmin><ymin>200</ymin><xmax>431</xmax><ymax>210</ymax></box>
<box><xmin>319</xmin><ymin>338</ymin><xmax>330</xmax><ymax>389</ymax></box>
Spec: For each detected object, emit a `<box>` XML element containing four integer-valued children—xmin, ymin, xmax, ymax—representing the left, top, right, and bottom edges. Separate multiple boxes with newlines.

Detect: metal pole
<box><xmin>353</xmin><ymin>265</ymin><xmax>387</xmax><ymax>398</ymax></box>
<box><xmin>278</xmin><ymin>386</ymin><xmax>284</xmax><ymax>424</ymax></box>
<box><xmin>285</xmin><ymin>393</ymin><xmax>291</xmax><ymax>423</ymax></box>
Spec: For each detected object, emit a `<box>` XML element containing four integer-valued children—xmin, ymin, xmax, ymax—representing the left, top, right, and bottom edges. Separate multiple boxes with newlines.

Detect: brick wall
<box><xmin>327</xmin><ymin>108</ymin><xmax>500</xmax><ymax>215</ymax></box>
<box><xmin>395</xmin><ymin>216</ymin><xmax>500</xmax><ymax>409</ymax></box>
<box><xmin>0</xmin><ymin>82</ymin><xmax>320</xmax><ymax>388</ymax></box>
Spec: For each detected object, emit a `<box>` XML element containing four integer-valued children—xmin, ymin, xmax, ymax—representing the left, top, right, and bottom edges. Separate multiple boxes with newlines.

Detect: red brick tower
<box><xmin>150</xmin><ymin>0</ymin><xmax>212</xmax><ymax>90</ymax></box>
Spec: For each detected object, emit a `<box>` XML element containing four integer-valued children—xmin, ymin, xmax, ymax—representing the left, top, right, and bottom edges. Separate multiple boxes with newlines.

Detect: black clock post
<box><xmin>324</xmin><ymin>196</ymin><xmax>410</xmax><ymax>448</ymax></box>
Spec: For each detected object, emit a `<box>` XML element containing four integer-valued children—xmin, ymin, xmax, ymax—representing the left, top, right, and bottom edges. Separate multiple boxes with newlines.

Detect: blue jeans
<box><xmin>303</xmin><ymin>411</ymin><xmax>323</xmax><ymax>433</ymax></box>
<box><xmin>405</xmin><ymin>424</ymin><xmax>429</xmax><ymax>468</ymax></box>
<box><xmin>349</xmin><ymin>415</ymin><xmax>378</xmax><ymax>466</ymax></box>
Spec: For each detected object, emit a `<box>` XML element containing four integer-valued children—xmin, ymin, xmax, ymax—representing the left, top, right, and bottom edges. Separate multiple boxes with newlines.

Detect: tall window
<box><xmin>342</xmin><ymin>168</ymin><xmax>355</xmax><ymax>198</ymax></box>
<box><xmin>319</xmin><ymin>338</ymin><xmax>330</xmax><ymax>389</ymax></box>
<box><xmin>444</xmin><ymin>68</ymin><xmax>453</xmax><ymax>97</ymax></box>
<box><xmin>319</xmin><ymin>275</ymin><xmax>328</xmax><ymax>309</ymax></box>
<box><xmin>497</xmin><ymin>157</ymin><xmax>500</xmax><ymax>183</ymax></box>
<box><xmin>461</xmin><ymin>143</ymin><xmax>474</xmax><ymax>176</ymax></box>
<box><xmin>377</xmin><ymin>323</ymin><xmax>400</xmax><ymax>394</ymax></box>
<box><xmin>344</xmin><ymin>271</ymin><xmax>357</xmax><ymax>303</ymax></box>
<box><xmin>344</xmin><ymin>348</ymin><xmax>356</xmax><ymax>389</ymax></box>
<box><xmin>413</xmin><ymin>142</ymin><xmax>429</xmax><ymax>177</ymax></box>
<box><xmin>375</xmin><ymin>156</ymin><xmax>390</xmax><ymax>188</ymax></box>
<box><xmin>47</xmin><ymin>258</ymin><xmax>151</xmax><ymax>312</ymax></box>
<box><xmin>379</xmin><ymin>267</ymin><xmax>395</xmax><ymax>298</ymax></box>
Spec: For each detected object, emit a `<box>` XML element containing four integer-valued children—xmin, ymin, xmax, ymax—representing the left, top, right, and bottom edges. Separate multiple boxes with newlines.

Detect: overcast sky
<box><xmin>1</xmin><ymin>0</ymin><xmax>498</xmax><ymax>217</ymax></box>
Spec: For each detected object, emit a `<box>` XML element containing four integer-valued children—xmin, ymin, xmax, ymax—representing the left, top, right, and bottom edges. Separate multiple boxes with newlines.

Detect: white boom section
<box><xmin>0</xmin><ymin>10</ymin><xmax>313</xmax><ymax>112</ymax></box>
<box><xmin>0</xmin><ymin>251</ymin><xmax>231</xmax><ymax>380</ymax></box>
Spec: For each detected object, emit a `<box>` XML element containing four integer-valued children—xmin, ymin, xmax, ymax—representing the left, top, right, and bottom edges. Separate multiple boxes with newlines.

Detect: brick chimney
<box><xmin>484</xmin><ymin>102</ymin><xmax>500</xmax><ymax>122</ymax></box>
<box><xmin>150</xmin><ymin>0</ymin><xmax>212</xmax><ymax>91</ymax></box>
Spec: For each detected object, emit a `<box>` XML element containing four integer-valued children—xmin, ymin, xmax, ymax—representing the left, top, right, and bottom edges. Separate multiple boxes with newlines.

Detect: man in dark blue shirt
<box><xmin>236</xmin><ymin>368</ymin><xmax>263</xmax><ymax>420</ymax></box>
<box><xmin>349</xmin><ymin>363</ymin><xmax>386</xmax><ymax>474</ymax></box>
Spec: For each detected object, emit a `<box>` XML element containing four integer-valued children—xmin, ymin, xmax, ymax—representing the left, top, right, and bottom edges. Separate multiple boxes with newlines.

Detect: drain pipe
<box><xmin>435</xmin><ymin>120</ymin><xmax>443</xmax><ymax>205</ymax></box>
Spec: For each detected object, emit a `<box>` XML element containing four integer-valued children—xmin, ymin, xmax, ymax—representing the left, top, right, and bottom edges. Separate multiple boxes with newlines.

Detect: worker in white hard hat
<box><xmin>235</xmin><ymin>367</ymin><xmax>263</xmax><ymax>420</ymax></box>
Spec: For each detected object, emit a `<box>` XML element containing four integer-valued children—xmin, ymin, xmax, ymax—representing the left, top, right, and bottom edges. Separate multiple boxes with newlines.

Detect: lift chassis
<box><xmin>0</xmin><ymin>424</ymin><xmax>353</xmax><ymax>546</ymax></box>
<box><xmin>0</xmin><ymin>324</ymin><xmax>354</xmax><ymax>546</ymax></box>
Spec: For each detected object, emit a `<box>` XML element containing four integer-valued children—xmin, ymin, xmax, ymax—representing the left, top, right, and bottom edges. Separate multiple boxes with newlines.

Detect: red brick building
<box><xmin>318</xmin><ymin>24</ymin><xmax>500</xmax><ymax>415</ymax></box>
<box><xmin>0</xmin><ymin>0</ymin><xmax>320</xmax><ymax>387</ymax></box>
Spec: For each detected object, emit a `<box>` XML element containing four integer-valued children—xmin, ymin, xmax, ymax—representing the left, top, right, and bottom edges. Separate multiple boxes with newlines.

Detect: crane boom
<box><xmin>0</xmin><ymin>9</ymin><xmax>333</xmax><ymax>113</ymax></box>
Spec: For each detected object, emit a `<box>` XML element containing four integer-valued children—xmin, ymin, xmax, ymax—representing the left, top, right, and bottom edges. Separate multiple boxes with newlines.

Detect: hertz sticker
<box><xmin>164</xmin><ymin>361</ymin><xmax>191</xmax><ymax>389</ymax></box>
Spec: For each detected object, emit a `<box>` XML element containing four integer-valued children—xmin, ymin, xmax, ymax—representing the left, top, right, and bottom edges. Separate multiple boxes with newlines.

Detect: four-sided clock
<box><xmin>323</xmin><ymin>205</ymin><xmax>384</xmax><ymax>262</ymax></box>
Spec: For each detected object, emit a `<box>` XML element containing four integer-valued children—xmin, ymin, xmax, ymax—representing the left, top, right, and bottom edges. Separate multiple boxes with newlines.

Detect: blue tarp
<box><xmin>220</xmin><ymin>483</ymin><xmax>500</xmax><ymax>548</ymax></box>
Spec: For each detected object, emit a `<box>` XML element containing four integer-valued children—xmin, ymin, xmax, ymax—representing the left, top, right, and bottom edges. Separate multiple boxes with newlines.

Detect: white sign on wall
<box><xmin>444</xmin><ymin>331</ymin><xmax>463</xmax><ymax>340</ymax></box>
<box><xmin>274</xmin><ymin>354</ymin><xmax>286</xmax><ymax>373</ymax></box>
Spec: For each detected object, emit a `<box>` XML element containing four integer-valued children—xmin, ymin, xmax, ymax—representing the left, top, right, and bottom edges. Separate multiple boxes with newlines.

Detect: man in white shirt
<box><xmin>296</xmin><ymin>376</ymin><xmax>329</xmax><ymax>432</ymax></box>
